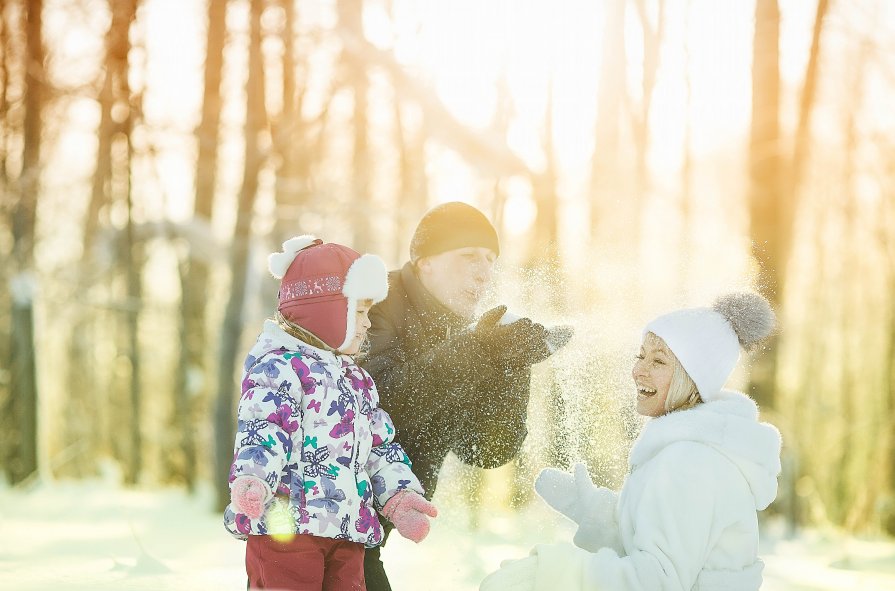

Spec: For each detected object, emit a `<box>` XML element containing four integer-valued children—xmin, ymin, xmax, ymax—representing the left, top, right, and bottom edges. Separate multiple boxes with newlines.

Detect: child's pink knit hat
<box><xmin>268</xmin><ymin>236</ymin><xmax>388</xmax><ymax>350</ymax></box>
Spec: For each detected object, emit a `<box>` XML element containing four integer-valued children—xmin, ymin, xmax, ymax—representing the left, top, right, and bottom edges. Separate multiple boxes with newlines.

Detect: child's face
<box><xmin>341</xmin><ymin>299</ymin><xmax>373</xmax><ymax>355</ymax></box>
<box><xmin>632</xmin><ymin>333</ymin><xmax>674</xmax><ymax>417</ymax></box>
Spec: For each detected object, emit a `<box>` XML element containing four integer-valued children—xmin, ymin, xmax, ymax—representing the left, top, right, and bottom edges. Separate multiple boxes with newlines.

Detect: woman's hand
<box><xmin>479</xmin><ymin>556</ymin><xmax>537</xmax><ymax>591</ymax></box>
<box><xmin>534</xmin><ymin>462</ymin><xmax>597</xmax><ymax>523</ymax></box>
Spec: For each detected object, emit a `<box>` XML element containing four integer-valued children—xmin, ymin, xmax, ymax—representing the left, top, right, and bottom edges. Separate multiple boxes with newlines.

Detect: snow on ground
<box><xmin>3</xmin><ymin>477</ymin><xmax>895</xmax><ymax>590</ymax></box>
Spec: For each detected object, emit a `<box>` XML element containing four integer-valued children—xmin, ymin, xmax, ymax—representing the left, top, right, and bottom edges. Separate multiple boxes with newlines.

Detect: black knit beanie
<box><xmin>410</xmin><ymin>202</ymin><xmax>500</xmax><ymax>262</ymax></box>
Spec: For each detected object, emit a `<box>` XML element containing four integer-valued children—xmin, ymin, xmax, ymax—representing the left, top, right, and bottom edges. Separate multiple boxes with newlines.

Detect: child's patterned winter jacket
<box><xmin>224</xmin><ymin>319</ymin><xmax>423</xmax><ymax>547</ymax></box>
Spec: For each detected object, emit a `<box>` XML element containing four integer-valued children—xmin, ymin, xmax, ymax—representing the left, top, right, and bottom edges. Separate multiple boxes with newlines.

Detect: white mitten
<box><xmin>536</xmin><ymin>463</ymin><xmax>623</xmax><ymax>553</ymax></box>
<box><xmin>479</xmin><ymin>555</ymin><xmax>537</xmax><ymax>591</ymax></box>
<box><xmin>573</xmin><ymin>486</ymin><xmax>623</xmax><ymax>554</ymax></box>
<box><xmin>534</xmin><ymin>462</ymin><xmax>597</xmax><ymax>523</ymax></box>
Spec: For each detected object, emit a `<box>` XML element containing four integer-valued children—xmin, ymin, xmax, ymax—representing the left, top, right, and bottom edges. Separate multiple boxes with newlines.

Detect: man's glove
<box><xmin>474</xmin><ymin>305</ymin><xmax>508</xmax><ymax>335</ymax></box>
<box><xmin>545</xmin><ymin>325</ymin><xmax>574</xmax><ymax>353</ymax></box>
<box><xmin>474</xmin><ymin>306</ymin><xmax>554</xmax><ymax>368</ymax></box>
<box><xmin>493</xmin><ymin>318</ymin><xmax>551</xmax><ymax>368</ymax></box>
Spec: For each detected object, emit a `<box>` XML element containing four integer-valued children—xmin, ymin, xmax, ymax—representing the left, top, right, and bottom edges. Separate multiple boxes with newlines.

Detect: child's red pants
<box><xmin>246</xmin><ymin>533</ymin><xmax>366</xmax><ymax>590</ymax></box>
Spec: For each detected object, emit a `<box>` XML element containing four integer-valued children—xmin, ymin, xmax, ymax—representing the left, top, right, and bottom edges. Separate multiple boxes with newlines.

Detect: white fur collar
<box><xmin>629</xmin><ymin>390</ymin><xmax>782</xmax><ymax>510</ymax></box>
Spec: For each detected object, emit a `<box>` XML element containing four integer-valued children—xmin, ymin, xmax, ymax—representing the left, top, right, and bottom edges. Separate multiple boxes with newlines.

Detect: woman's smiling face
<box><xmin>632</xmin><ymin>332</ymin><xmax>675</xmax><ymax>417</ymax></box>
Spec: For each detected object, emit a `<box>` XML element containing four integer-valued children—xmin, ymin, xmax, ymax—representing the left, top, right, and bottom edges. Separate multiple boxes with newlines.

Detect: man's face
<box><xmin>416</xmin><ymin>247</ymin><xmax>497</xmax><ymax>320</ymax></box>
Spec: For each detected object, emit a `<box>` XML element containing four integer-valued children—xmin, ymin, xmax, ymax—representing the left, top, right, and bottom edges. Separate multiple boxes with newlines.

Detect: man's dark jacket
<box><xmin>359</xmin><ymin>263</ymin><xmax>533</xmax><ymax>500</ymax></box>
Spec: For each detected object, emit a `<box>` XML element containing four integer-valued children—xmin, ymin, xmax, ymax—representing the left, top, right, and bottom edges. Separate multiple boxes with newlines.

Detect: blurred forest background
<box><xmin>2</xmin><ymin>0</ymin><xmax>894</xmax><ymax>539</ymax></box>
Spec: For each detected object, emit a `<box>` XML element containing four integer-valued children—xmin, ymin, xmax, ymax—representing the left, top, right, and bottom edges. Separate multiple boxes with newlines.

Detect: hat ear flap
<box><xmin>338</xmin><ymin>297</ymin><xmax>358</xmax><ymax>351</ymax></box>
<box><xmin>268</xmin><ymin>235</ymin><xmax>319</xmax><ymax>279</ymax></box>
<box><xmin>342</xmin><ymin>253</ymin><xmax>389</xmax><ymax>303</ymax></box>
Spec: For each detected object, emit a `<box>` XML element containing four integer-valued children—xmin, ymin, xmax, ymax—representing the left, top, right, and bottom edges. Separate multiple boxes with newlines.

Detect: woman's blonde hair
<box><xmin>643</xmin><ymin>331</ymin><xmax>702</xmax><ymax>413</ymax></box>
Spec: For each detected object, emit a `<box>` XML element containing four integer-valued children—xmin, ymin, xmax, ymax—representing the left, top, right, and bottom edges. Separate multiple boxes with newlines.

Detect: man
<box><xmin>360</xmin><ymin>201</ymin><xmax>564</xmax><ymax>590</ymax></box>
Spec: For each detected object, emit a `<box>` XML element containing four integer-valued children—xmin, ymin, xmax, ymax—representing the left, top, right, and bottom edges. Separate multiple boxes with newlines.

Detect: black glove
<box><xmin>473</xmin><ymin>306</ymin><xmax>553</xmax><ymax>368</ymax></box>
<box><xmin>474</xmin><ymin>305</ymin><xmax>508</xmax><ymax>336</ymax></box>
<box><xmin>486</xmin><ymin>320</ymin><xmax>551</xmax><ymax>370</ymax></box>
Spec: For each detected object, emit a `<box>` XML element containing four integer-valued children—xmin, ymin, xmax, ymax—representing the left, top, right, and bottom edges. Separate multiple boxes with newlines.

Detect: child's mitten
<box><xmin>230</xmin><ymin>475</ymin><xmax>271</xmax><ymax>520</ymax></box>
<box><xmin>382</xmin><ymin>490</ymin><xmax>438</xmax><ymax>543</ymax></box>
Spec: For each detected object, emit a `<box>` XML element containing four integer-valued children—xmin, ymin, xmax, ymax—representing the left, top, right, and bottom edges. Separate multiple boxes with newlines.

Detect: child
<box><xmin>480</xmin><ymin>292</ymin><xmax>782</xmax><ymax>591</ymax></box>
<box><xmin>224</xmin><ymin>236</ymin><xmax>438</xmax><ymax>591</ymax></box>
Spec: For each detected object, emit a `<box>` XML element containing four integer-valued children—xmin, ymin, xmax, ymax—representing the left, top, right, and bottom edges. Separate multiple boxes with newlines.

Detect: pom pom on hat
<box><xmin>269</xmin><ymin>235</ymin><xmax>320</xmax><ymax>279</ymax></box>
<box><xmin>712</xmin><ymin>292</ymin><xmax>775</xmax><ymax>350</ymax></box>
<box><xmin>644</xmin><ymin>292</ymin><xmax>775</xmax><ymax>402</ymax></box>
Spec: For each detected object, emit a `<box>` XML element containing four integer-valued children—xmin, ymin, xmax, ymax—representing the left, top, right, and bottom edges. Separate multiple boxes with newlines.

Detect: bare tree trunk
<box><xmin>528</xmin><ymin>78</ymin><xmax>561</xmax><ymax>287</ymax></box>
<box><xmin>0</xmin><ymin>0</ymin><xmax>13</xmax><ymax>472</ymax></box>
<box><xmin>123</xmin><ymin>135</ymin><xmax>143</xmax><ymax>485</ymax></box>
<box><xmin>884</xmin><ymin>237</ymin><xmax>895</xmax><ymax>533</ymax></box>
<box><xmin>631</xmin><ymin>0</ymin><xmax>665</xmax><ymax>203</ymax></box>
<box><xmin>0</xmin><ymin>3</ymin><xmax>9</xmax><ymax>194</ymax></box>
<box><xmin>214</xmin><ymin>0</ymin><xmax>267</xmax><ymax>510</ymax></box>
<box><xmin>62</xmin><ymin>0</ymin><xmax>138</xmax><ymax>480</ymax></box>
<box><xmin>589</xmin><ymin>0</ymin><xmax>626</xmax><ymax>242</ymax></box>
<box><xmin>747</xmin><ymin>0</ymin><xmax>830</xmax><ymax>531</ymax></box>
<box><xmin>885</xmin><ymin>293</ymin><xmax>895</xmax><ymax>533</ymax></box>
<box><xmin>271</xmin><ymin>0</ymin><xmax>310</xmax><ymax>238</ymax></box>
<box><xmin>747</xmin><ymin>0</ymin><xmax>829</xmax><ymax>408</ymax></box>
<box><xmin>8</xmin><ymin>0</ymin><xmax>43</xmax><ymax>485</ymax></box>
<box><xmin>268</xmin><ymin>0</ymin><xmax>319</xmax><ymax>273</ymax></box>
<box><xmin>488</xmin><ymin>73</ymin><xmax>513</xmax><ymax>233</ymax></box>
<box><xmin>339</xmin><ymin>0</ymin><xmax>372</xmax><ymax>252</ymax></box>
<box><xmin>880</xmin><ymin>125</ymin><xmax>895</xmax><ymax>534</ymax></box>
<box><xmin>85</xmin><ymin>0</ymin><xmax>135</xmax><ymax>257</ymax></box>
<box><xmin>789</xmin><ymin>0</ymin><xmax>830</xmax><ymax>207</ymax></box>
<box><xmin>170</xmin><ymin>0</ymin><xmax>227</xmax><ymax>491</ymax></box>
<box><xmin>264</xmin><ymin>0</ymin><xmax>316</xmax><ymax>313</ymax></box>
<box><xmin>108</xmin><ymin>0</ymin><xmax>141</xmax><ymax>486</ymax></box>
<box><xmin>529</xmin><ymin>80</ymin><xmax>571</xmax><ymax>476</ymax></box>
<box><xmin>746</xmin><ymin>0</ymin><xmax>782</xmax><ymax>409</ymax></box>
<box><xmin>785</xmin><ymin>194</ymin><xmax>831</xmax><ymax>535</ymax></box>
<box><xmin>834</xmin><ymin>53</ymin><xmax>861</xmax><ymax>525</ymax></box>
<box><xmin>393</xmin><ymin>99</ymin><xmax>428</xmax><ymax>265</ymax></box>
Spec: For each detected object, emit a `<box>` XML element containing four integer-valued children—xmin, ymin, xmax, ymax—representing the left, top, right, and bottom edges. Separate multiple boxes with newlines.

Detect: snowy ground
<box><xmin>4</xmin><ymin>477</ymin><xmax>895</xmax><ymax>590</ymax></box>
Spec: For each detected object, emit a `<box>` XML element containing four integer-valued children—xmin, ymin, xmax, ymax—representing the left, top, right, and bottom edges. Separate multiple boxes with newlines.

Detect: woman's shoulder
<box><xmin>652</xmin><ymin>439</ymin><xmax>730</xmax><ymax>467</ymax></box>
<box><xmin>641</xmin><ymin>441</ymin><xmax>745</xmax><ymax>501</ymax></box>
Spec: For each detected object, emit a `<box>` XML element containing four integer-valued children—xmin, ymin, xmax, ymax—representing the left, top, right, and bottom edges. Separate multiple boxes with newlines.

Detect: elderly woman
<box><xmin>481</xmin><ymin>292</ymin><xmax>782</xmax><ymax>591</ymax></box>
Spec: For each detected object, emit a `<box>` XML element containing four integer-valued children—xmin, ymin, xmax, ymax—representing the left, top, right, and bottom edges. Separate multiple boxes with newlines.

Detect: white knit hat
<box><xmin>644</xmin><ymin>293</ymin><xmax>775</xmax><ymax>402</ymax></box>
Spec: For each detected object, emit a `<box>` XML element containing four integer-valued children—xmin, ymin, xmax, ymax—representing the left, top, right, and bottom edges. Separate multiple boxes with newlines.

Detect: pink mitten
<box><xmin>382</xmin><ymin>490</ymin><xmax>438</xmax><ymax>543</ymax></box>
<box><xmin>231</xmin><ymin>475</ymin><xmax>271</xmax><ymax>520</ymax></box>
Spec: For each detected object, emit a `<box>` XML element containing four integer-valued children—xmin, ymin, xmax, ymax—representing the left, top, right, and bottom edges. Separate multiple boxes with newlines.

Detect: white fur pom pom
<box><xmin>713</xmin><ymin>292</ymin><xmax>775</xmax><ymax>350</ymax></box>
<box><xmin>268</xmin><ymin>235</ymin><xmax>318</xmax><ymax>279</ymax></box>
